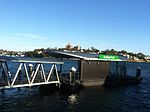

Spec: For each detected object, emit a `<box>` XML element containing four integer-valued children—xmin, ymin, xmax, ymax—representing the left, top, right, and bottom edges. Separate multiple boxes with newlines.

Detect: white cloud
<box><xmin>15</xmin><ymin>33</ymin><xmax>47</xmax><ymax>40</ymax></box>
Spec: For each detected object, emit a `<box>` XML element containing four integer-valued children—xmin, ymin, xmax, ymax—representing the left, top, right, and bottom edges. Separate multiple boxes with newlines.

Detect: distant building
<box><xmin>37</xmin><ymin>51</ymin><xmax>42</xmax><ymax>54</ymax></box>
<box><xmin>133</xmin><ymin>56</ymin><xmax>139</xmax><ymax>61</ymax></box>
<box><xmin>145</xmin><ymin>56</ymin><xmax>150</xmax><ymax>60</ymax></box>
<box><xmin>118</xmin><ymin>53</ymin><xmax>130</xmax><ymax>59</ymax></box>
<box><xmin>65</xmin><ymin>43</ymin><xmax>73</xmax><ymax>50</ymax></box>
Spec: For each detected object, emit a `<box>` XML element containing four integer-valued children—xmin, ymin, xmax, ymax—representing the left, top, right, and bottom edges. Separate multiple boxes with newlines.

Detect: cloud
<box><xmin>15</xmin><ymin>33</ymin><xmax>47</xmax><ymax>40</ymax></box>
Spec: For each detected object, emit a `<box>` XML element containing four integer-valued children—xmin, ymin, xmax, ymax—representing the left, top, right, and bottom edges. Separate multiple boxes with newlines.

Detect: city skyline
<box><xmin>0</xmin><ymin>0</ymin><xmax>150</xmax><ymax>55</ymax></box>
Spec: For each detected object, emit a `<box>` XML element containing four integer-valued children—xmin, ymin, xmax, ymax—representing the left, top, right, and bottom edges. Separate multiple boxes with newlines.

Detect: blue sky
<box><xmin>0</xmin><ymin>0</ymin><xmax>150</xmax><ymax>55</ymax></box>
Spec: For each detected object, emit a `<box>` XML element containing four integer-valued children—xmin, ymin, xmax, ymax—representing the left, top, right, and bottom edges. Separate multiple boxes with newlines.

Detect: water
<box><xmin>0</xmin><ymin>61</ymin><xmax>150</xmax><ymax>112</ymax></box>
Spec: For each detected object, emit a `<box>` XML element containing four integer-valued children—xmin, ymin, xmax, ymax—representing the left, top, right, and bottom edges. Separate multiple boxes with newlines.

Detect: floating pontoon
<box><xmin>47</xmin><ymin>50</ymin><xmax>142</xmax><ymax>86</ymax></box>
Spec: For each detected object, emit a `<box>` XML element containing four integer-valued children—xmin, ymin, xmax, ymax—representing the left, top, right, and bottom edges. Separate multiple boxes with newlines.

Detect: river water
<box><xmin>0</xmin><ymin>61</ymin><xmax>150</xmax><ymax>112</ymax></box>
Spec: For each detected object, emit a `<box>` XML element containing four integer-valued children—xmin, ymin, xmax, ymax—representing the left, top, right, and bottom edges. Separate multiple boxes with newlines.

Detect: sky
<box><xmin>0</xmin><ymin>0</ymin><xmax>150</xmax><ymax>55</ymax></box>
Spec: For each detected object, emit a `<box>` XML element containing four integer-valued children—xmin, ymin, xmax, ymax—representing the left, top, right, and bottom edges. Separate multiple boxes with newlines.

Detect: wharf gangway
<box><xmin>0</xmin><ymin>57</ymin><xmax>63</xmax><ymax>89</ymax></box>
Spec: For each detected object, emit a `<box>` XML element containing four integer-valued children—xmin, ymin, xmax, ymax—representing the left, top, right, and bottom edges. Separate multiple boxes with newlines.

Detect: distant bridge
<box><xmin>0</xmin><ymin>57</ymin><xmax>63</xmax><ymax>89</ymax></box>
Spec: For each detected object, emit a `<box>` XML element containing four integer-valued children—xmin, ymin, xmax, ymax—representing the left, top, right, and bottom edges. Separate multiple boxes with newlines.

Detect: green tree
<box><xmin>121</xmin><ymin>50</ymin><xmax>127</xmax><ymax>54</ymax></box>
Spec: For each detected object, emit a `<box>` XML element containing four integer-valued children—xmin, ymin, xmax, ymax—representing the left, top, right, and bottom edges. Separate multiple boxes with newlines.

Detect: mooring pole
<box><xmin>136</xmin><ymin>67</ymin><xmax>141</xmax><ymax>78</ymax></box>
<box><xmin>70</xmin><ymin>67</ymin><xmax>76</xmax><ymax>85</ymax></box>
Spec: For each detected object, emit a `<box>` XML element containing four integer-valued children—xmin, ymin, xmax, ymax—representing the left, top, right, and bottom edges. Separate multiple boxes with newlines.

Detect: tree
<box><xmin>121</xmin><ymin>50</ymin><xmax>127</xmax><ymax>54</ymax></box>
<box><xmin>137</xmin><ymin>53</ymin><xmax>145</xmax><ymax>59</ymax></box>
<box><xmin>90</xmin><ymin>47</ymin><xmax>100</xmax><ymax>53</ymax></box>
<box><xmin>110</xmin><ymin>49</ymin><xmax>117</xmax><ymax>55</ymax></box>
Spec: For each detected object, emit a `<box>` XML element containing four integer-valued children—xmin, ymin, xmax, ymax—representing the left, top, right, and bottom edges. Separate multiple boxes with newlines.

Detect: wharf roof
<box><xmin>46</xmin><ymin>50</ymin><xmax>127</xmax><ymax>61</ymax></box>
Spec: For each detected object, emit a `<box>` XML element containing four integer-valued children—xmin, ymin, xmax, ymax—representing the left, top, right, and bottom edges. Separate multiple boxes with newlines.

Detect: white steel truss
<box><xmin>0</xmin><ymin>60</ymin><xmax>63</xmax><ymax>89</ymax></box>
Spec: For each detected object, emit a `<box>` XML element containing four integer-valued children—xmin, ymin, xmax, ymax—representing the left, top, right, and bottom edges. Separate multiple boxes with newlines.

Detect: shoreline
<box><xmin>127</xmin><ymin>59</ymin><xmax>150</xmax><ymax>63</ymax></box>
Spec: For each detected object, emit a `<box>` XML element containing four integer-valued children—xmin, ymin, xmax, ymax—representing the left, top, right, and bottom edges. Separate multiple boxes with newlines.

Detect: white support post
<box><xmin>23</xmin><ymin>63</ymin><xmax>31</xmax><ymax>85</ymax></box>
<box><xmin>46</xmin><ymin>64</ymin><xmax>54</xmax><ymax>82</ymax></box>
<box><xmin>41</xmin><ymin>64</ymin><xmax>46</xmax><ymax>82</ymax></box>
<box><xmin>11</xmin><ymin>63</ymin><xmax>23</xmax><ymax>86</ymax></box>
<box><xmin>30</xmin><ymin>64</ymin><xmax>40</xmax><ymax>85</ymax></box>
<box><xmin>54</xmin><ymin>64</ymin><xmax>60</xmax><ymax>83</ymax></box>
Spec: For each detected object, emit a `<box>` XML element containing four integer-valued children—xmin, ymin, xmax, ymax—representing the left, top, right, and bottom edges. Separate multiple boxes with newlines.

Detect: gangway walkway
<box><xmin>0</xmin><ymin>57</ymin><xmax>63</xmax><ymax>89</ymax></box>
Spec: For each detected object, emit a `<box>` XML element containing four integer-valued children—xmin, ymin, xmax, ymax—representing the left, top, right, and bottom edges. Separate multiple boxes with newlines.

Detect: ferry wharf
<box><xmin>0</xmin><ymin>51</ymin><xmax>143</xmax><ymax>91</ymax></box>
